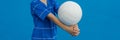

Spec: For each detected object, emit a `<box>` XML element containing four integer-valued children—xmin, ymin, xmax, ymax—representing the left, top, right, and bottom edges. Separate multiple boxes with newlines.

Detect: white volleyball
<box><xmin>58</xmin><ymin>1</ymin><xmax>82</xmax><ymax>26</ymax></box>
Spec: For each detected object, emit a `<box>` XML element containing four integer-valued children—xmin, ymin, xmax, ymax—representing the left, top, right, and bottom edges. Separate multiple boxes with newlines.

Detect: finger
<box><xmin>73</xmin><ymin>27</ymin><xmax>76</xmax><ymax>30</ymax></box>
<box><xmin>74</xmin><ymin>26</ymin><xmax>79</xmax><ymax>31</ymax></box>
<box><xmin>73</xmin><ymin>30</ymin><xmax>78</xmax><ymax>34</ymax></box>
<box><xmin>74</xmin><ymin>31</ymin><xmax>80</xmax><ymax>35</ymax></box>
<box><xmin>75</xmin><ymin>32</ymin><xmax>80</xmax><ymax>36</ymax></box>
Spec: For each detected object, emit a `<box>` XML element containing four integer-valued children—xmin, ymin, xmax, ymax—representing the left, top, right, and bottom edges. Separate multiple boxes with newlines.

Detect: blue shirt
<box><xmin>31</xmin><ymin>0</ymin><xmax>59</xmax><ymax>40</ymax></box>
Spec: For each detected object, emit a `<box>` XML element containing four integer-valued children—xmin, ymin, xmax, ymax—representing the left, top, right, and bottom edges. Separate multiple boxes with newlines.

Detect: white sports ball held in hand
<box><xmin>58</xmin><ymin>1</ymin><xmax>82</xmax><ymax>26</ymax></box>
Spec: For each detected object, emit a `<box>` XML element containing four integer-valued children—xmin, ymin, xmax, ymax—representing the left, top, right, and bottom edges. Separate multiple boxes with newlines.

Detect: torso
<box><xmin>31</xmin><ymin>0</ymin><xmax>57</xmax><ymax>40</ymax></box>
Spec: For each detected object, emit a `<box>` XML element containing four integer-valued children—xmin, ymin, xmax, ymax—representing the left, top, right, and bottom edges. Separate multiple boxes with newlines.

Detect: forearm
<box><xmin>47</xmin><ymin>13</ymin><xmax>80</xmax><ymax>36</ymax></box>
<box><xmin>47</xmin><ymin>13</ymin><xmax>68</xmax><ymax>30</ymax></box>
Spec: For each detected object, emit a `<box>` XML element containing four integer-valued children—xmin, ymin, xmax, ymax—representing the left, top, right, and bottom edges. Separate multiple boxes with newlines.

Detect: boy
<box><xmin>31</xmin><ymin>0</ymin><xmax>80</xmax><ymax>40</ymax></box>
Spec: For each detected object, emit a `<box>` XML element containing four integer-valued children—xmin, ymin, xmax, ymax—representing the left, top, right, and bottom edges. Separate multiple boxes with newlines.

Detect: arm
<box><xmin>47</xmin><ymin>13</ymin><xmax>67</xmax><ymax>30</ymax></box>
<box><xmin>47</xmin><ymin>13</ymin><xmax>80</xmax><ymax>36</ymax></box>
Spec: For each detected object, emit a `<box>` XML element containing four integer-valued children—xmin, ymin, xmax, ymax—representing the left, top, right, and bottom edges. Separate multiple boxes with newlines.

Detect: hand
<box><xmin>65</xmin><ymin>24</ymin><xmax>80</xmax><ymax>36</ymax></box>
<box><xmin>73</xmin><ymin>24</ymin><xmax>80</xmax><ymax>36</ymax></box>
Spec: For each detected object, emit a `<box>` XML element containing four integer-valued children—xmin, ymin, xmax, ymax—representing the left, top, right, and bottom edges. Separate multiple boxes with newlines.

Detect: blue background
<box><xmin>0</xmin><ymin>0</ymin><xmax>120</xmax><ymax>40</ymax></box>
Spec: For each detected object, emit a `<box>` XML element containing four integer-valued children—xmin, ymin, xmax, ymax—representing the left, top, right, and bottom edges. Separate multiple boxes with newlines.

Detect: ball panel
<box><xmin>58</xmin><ymin>1</ymin><xmax>82</xmax><ymax>26</ymax></box>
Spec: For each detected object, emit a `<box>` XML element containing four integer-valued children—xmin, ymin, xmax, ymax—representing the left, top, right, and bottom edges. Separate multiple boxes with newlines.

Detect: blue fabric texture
<box><xmin>31</xmin><ymin>0</ymin><xmax>59</xmax><ymax>40</ymax></box>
